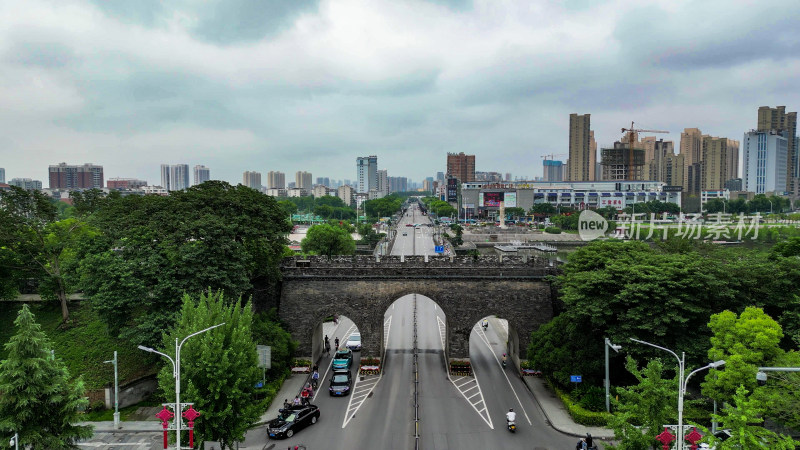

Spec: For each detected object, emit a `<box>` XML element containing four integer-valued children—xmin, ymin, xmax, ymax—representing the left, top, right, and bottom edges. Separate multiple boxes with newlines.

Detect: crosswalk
<box><xmin>342</xmin><ymin>316</ymin><xmax>391</xmax><ymax>428</ymax></box>
<box><xmin>437</xmin><ymin>316</ymin><xmax>493</xmax><ymax>429</ymax></box>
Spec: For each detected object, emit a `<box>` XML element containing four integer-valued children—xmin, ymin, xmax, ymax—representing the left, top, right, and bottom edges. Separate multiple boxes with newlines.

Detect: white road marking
<box><xmin>341</xmin><ymin>315</ymin><xmax>391</xmax><ymax>428</ymax></box>
<box><xmin>314</xmin><ymin>323</ymin><xmax>357</xmax><ymax>401</ymax></box>
<box><xmin>438</xmin><ymin>316</ymin><xmax>493</xmax><ymax>429</ymax></box>
<box><xmin>475</xmin><ymin>324</ymin><xmax>532</xmax><ymax>425</ymax></box>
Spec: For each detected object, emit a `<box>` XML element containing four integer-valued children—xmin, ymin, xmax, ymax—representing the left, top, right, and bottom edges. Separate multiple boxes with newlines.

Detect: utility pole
<box><xmin>104</xmin><ymin>351</ymin><xmax>120</xmax><ymax>429</ymax></box>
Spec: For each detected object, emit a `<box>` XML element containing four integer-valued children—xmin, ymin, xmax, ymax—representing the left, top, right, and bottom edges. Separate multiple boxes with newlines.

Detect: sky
<box><xmin>1</xmin><ymin>0</ymin><xmax>798</xmax><ymax>186</ymax></box>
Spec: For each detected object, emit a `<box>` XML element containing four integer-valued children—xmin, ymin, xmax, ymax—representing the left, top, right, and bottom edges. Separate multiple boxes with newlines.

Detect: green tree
<box><xmin>704</xmin><ymin>198</ymin><xmax>726</xmax><ymax>213</ymax></box>
<box><xmin>78</xmin><ymin>182</ymin><xmax>292</xmax><ymax>346</ymax></box>
<box><xmin>301</xmin><ymin>223</ymin><xmax>356</xmax><ymax>257</ymax></box>
<box><xmin>529</xmin><ymin>203</ymin><xmax>557</xmax><ymax>215</ymax></box>
<box><xmin>704</xmin><ymin>385</ymin><xmax>797</xmax><ymax>449</ymax></box>
<box><xmin>504</xmin><ymin>207</ymin><xmax>525</xmax><ymax>219</ymax></box>
<box><xmin>0</xmin><ymin>304</ymin><xmax>93</xmax><ymax>448</ymax></box>
<box><xmin>702</xmin><ymin>307</ymin><xmax>784</xmax><ymax>404</ymax></box>
<box><xmin>0</xmin><ymin>187</ymin><xmax>95</xmax><ymax>321</ymax></box>
<box><xmin>157</xmin><ymin>292</ymin><xmax>261</xmax><ymax>450</ymax></box>
<box><xmin>252</xmin><ymin>309</ymin><xmax>297</xmax><ymax>379</ymax></box>
<box><xmin>607</xmin><ymin>357</ymin><xmax>677</xmax><ymax>450</ymax></box>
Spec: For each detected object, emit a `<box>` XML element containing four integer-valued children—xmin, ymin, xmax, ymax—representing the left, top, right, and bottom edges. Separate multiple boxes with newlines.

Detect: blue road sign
<box><xmin>570</xmin><ymin>375</ymin><xmax>582</xmax><ymax>383</ymax></box>
<box><xmin>435</xmin><ymin>245</ymin><xmax>444</xmax><ymax>253</ymax></box>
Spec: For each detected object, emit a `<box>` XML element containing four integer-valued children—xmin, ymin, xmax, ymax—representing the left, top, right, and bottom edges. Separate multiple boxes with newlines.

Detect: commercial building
<box><xmin>48</xmin><ymin>162</ymin><xmax>104</xmax><ymax>189</ymax></box>
<box><xmin>337</xmin><ymin>185</ymin><xmax>354</xmax><ymax>206</ymax></box>
<box><xmin>0</xmin><ymin>168</ymin><xmax>4</xmax><ymax>184</ymax></box>
<box><xmin>758</xmin><ymin>106</ymin><xmax>797</xmax><ymax>189</ymax></box>
<box><xmin>9</xmin><ymin>178</ymin><xmax>43</xmax><ymax>190</ymax></box>
<box><xmin>242</xmin><ymin>171</ymin><xmax>262</xmax><ymax>190</ymax></box>
<box><xmin>567</xmin><ymin>114</ymin><xmax>595</xmax><ymax>181</ymax></box>
<box><xmin>743</xmin><ymin>130</ymin><xmax>788</xmax><ymax>194</ymax></box>
<box><xmin>459</xmin><ymin>180</ymin><xmax>681</xmax><ymax>219</ymax></box>
<box><xmin>267</xmin><ymin>171</ymin><xmax>286</xmax><ymax>189</ymax></box>
<box><xmin>446</xmin><ymin>152</ymin><xmax>475</xmax><ymax>183</ymax></box>
<box><xmin>295</xmin><ymin>171</ymin><xmax>312</xmax><ymax>189</ymax></box>
<box><xmin>194</xmin><ymin>165</ymin><xmax>211</xmax><ymax>186</ymax></box>
<box><xmin>542</xmin><ymin>160</ymin><xmax>564</xmax><ymax>182</ymax></box>
<box><xmin>357</xmin><ymin>156</ymin><xmax>378</xmax><ymax>193</ymax></box>
<box><xmin>376</xmin><ymin>169</ymin><xmax>389</xmax><ymax>197</ymax></box>
<box><xmin>107</xmin><ymin>178</ymin><xmax>147</xmax><ymax>189</ymax></box>
<box><xmin>161</xmin><ymin>164</ymin><xmax>190</xmax><ymax>191</ymax></box>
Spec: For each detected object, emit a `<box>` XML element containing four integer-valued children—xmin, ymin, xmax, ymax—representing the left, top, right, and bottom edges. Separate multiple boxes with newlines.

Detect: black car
<box><xmin>267</xmin><ymin>404</ymin><xmax>320</xmax><ymax>439</ymax></box>
<box><xmin>329</xmin><ymin>371</ymin><xmax>353</xmax><ymax>396</ymax></box>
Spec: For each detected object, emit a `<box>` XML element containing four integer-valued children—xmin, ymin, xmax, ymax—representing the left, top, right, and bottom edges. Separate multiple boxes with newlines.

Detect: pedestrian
<box><xmin>324</xmin><ymin>335</ymin><xmax>330</xmax><ymax>354</ymax></box>
<box><xmin>335</xmin><ymin>337</ymin><xmax>340</xmax><ymax>349</ymax></box>
<box><xmin>283</xmin><ymin>398</ymin><xmax>291</xmax><ymax>410</ymax></box>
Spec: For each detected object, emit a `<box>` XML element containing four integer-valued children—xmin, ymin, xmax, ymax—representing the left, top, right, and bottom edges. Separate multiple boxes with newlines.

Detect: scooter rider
<box><xmin>506</xmin><ymin>408</ymin><xmax>516</xmax><ymax>423</ymax></box>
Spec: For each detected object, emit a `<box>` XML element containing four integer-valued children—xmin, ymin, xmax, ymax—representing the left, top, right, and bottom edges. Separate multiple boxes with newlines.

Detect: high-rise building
<box><xmin>680</xmin><ymin>128</ymin><xmax>703</xmax><ymax>191</ymax></box>
<box><xmin>337</xmin><ymin>185</ymin><xmax>354</xmax><ymax>206</ymax></box>
<box><xmin>161</xmin><ymin>164</ymin><xmax>189</xmax><ymax>191</ymax></box>
<box><xmin>0</xmin><ymin>168</ymin><xmax>4</xmax><ymax>184</ymax></box>
<box><xmin>194</xmin><ymin>165</ymin><xmax>211</xmax><ymax>186</ymax></box>
<box><xmin>295</xmin><ymin>171</ymin><xmax>312</xmax><ymax>189</ymax></box>
<box><xmin>758</xmin><ymin>106</ymin><xmax>797</xmax><ymax>190</ymax></box>
<box><xmin>312</xmin><ymin>185</ymin><xmax>330</xmax><ymax>198</ymax></box>
<box><xmin>107</xmin><ymin>178</ymin><xmax>148</xmax><ymax>189</ymax></box>
<box><xmin>726</xmin><ymin>139</ymin><xmax>740</xmax><ymax>182</ymax></box>
<box><xmin>601</xmin><ymin>142</ymin><xmax>645</xmax><ymax>181</ymax></box>
<box><xmin>315</xmin><ymin>177</ymin><xmax>331</xmax><ymax>187</ymax></box>
<box><xmin>701</xmin><ymin>136</ymin><xmax>730</xmax><ymax>190</ymax></box>
<box><xmin>743</xmin><ymin>130</ymin><xmax>788</xmax><ymax>194</ymax></box>
<box><xmin>242</xmin><ymin>171</ymin><xmax>262</xmax><ymax>190</ymax></box>
<box><xmin>567</xmin><ymin>114</ymin><xmax>593</xmax><ymax>181</ymax></box>
<box><xmin>446</xmin><ymin>152</ymin><xmax>475</xmax><ymax>183</ymax></box>
<box><xmin>356</xmin><ymin>156</ymin><xmax>378</xmax><ymax>193</ymax></box>
<box><xmin>646</xmin><ymin>139</ymin><xmax>675</xmax><ymax>182</ymax></box>
<box><xmin>388</xmin><ymin>176</ymin><xmax>408</xmax><ymax>193</ymax></box>
<box><xmin>48</xmin><ymin>162</ymin><xmax>104</xmax><ymax>189</ymax></box>
<box><xmin>9</xmin><ymin>178</ymin><xmax>42</xmax><ymax>190</ymax></box>
<box><xmin>267</xmin><ymin>171</ymin><xmax>286</xmax><ymax>189</ymax></box>
<box><xmin>663</xmin><ymin>154</ymin><xmax>685</xmax><ymax>187</ymax></box>
<box><xmin>543</xmin><ymin>160</ymin><xmax>564</xmax><ymax>182</ymax></box>
<box><xmin>376</xmin><ymin>169</ymin><xmax>389</xmax><ymax>197</ymax></box>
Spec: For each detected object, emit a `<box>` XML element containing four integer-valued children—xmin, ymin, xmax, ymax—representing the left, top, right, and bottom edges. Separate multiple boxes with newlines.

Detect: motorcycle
<box><xmin>507</xmin><ymin>419</ymin><xmax>516</xmax><ymax>433</ymax></box>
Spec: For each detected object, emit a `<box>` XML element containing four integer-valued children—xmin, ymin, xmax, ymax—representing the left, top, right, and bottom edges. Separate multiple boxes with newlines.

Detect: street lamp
<box><xmin>9</xmin><ymin>433</ymin><xmax>18</xmax><ymax>450</ymax></box>
<box><xmin>604</xmin><ymin>338</ymin><xmax>622</xmax><ymax>413</ymax></box>
<box><xmin>103</xmin><ymin>351</ymin><xmax>120</xmax><ymax>429</ymax></box>
<box><xmin>138</xmin><ymin>323</ymin><xmax>225</xmax><ymax>450</ymax></box>
<box><xmin>630</xmin><ymin>338</ymin><xmax>725</xmax><ymax>450</ymax></box>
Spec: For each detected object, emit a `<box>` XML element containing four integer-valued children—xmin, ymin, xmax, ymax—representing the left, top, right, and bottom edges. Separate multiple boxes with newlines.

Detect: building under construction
<box><xmin>601</xmin><ymin>142</ymin><xmax>646</xmax><ymax>180</ymax></box>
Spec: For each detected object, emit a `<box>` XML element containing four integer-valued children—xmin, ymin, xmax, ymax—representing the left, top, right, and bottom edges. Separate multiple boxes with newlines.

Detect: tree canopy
<box><xmin>0</xmin><ymin>304</ymin><xmax>93</xmax><ymax>447</ymax></box>
<box><xmin>301</xmin><ymin>223</ymin><xmax>356</xmax><ymax>257</ymax></box>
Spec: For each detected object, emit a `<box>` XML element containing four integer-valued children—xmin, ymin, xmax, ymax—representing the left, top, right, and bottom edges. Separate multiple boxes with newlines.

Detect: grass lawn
<box><xmin>0</xmin><ymin>301</ymin><xmax>160</xmax><ymax>390</ymax></box>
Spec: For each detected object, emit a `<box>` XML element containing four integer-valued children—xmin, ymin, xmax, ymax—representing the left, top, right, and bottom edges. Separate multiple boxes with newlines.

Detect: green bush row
<box><xmin>550</xmin><ymin>381</ymin><xmax>611</xmax><ymax>427</ymax></box>
<box><xmin>544</xmin><ymin>226</ymin><xmax>562</xmax><ymax>234</ymax></box>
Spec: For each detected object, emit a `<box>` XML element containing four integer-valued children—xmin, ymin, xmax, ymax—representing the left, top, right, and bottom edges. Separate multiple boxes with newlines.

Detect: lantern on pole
<box><xmin>182</xmin><ymin>405</ymin><xmax>201</xmax><ymax>448</ymax></box>
<box><xmin>155</xmin><ymin>406</ymin><xmax>175</xmax><ymax>450</ymax></box>
<box><xmin>684</xmin><ymin>427</ymin><xmax>703</xmax><ymax>450</ymax></box>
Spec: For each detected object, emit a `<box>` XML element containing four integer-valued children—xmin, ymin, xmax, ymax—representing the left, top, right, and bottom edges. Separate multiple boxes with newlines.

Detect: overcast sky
<box><xmin>1</xmin><ymin>0</ymin><xmax>798</xmax><ymax>186</ymax></box>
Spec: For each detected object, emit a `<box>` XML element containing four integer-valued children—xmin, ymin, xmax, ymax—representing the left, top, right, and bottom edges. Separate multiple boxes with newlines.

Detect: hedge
<box><xmin>549</xmin><ymin>380</ymin><xmax>611</xmax><ymax>427</ymax></box>
<box><xmin>544</xmin><ymin>226</ymin><xmax>562</xmax><ymax>234</ymax></box>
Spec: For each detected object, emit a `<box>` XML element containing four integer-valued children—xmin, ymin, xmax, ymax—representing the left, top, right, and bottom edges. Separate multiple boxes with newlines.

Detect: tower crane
<box><xmin>620</xmin><ymin>122</ymin><xmax>668</xmax><ymax>179</ymax></box>
<box><xmin>541</xmin><ymin>153</ymin><xmax>568</xmax><ymax>161</ymax></box>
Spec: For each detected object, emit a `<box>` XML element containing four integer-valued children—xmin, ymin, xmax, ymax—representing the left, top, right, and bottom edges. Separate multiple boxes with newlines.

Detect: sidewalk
<box><xmin>488</xmin><ymin>316</ymin><xmax>615</xmax><ymax>440</ymax></box>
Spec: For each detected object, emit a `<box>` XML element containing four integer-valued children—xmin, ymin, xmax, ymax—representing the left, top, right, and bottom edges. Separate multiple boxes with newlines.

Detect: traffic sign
<box><xmin>257</xmin><ymin>345</ymin><xmax>271</xmax><ymax>369</ymax></box>
<box><xmin>570</xmin><ymin>375</ymin><xmax>582</xmax><ymax>383</ymax></box>
<box><xmin>435</xmin><ymin>245</ymin><xmax>444</xmax><ymax>253</ymax></box>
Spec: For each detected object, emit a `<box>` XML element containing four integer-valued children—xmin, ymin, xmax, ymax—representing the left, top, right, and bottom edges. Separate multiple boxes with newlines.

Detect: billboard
<box><xmin>663</xmin><ymin>185</ymin><xmax>683</xmax><ymax>192</ymax></box>
<box><xmin>482</xmin><ymin>192</ymin><xmax>504</xmax><ymax>207</ymax></box>
<box><xmin>598</xmin><ymin>198</ymin><xmax>625</xmax><ymax>210</ymax></box>
<box><xmin>504</xmin><ymin>192</ymin><xmax>517</xmax><ymax>208</ymax></box>
<box><xmin>447</xmin><ymin>178</ymin><xmax>458</xmax><ymax>202</ymax></box>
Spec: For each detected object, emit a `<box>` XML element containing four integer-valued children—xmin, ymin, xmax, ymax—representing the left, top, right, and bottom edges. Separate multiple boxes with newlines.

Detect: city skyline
<box><xmin>0</xmin><ymin>0</ymin><xmax>798</xmax><ymax>185</ymax></box>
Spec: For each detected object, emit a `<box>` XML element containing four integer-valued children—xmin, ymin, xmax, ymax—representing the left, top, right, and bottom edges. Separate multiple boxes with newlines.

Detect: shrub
<box><xmin>544</xmin><ymin>226</ymin><xmax>562</xmax><ymax>234</ymax></box>
<box><xmin>550</xmin><ymin>381</ymin><xmax>610</xmax><ymax>426</ymax></box>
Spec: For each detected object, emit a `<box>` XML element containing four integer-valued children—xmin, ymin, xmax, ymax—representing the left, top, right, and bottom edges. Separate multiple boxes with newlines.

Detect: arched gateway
<box><xmin>277</xmin><ymin>255</ymin><xmax>560</xmax><ymax>369</ymax></box>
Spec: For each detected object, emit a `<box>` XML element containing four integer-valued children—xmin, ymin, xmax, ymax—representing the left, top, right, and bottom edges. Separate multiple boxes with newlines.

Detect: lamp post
<box><xmin>604</xmin><ymin>338</ymin><xmax>622</xmax><ymax>413</ymax></box>
<box><xmin>138</xmin><ymin>323</ymin><xmax>225</xmax><ymax>450</ymax></box>
<box><xmin>630</xmin><ymin>338</ymin><xmax>725</xmax><ymax>450</ymax></box>
<box><xmin>103</xmin><ymin>351</ymin><xmax>120</xmax><ymax>429</ymax></box>
<box><xmin>9</xmin><ymin>433</ymin><xmax>18</xmax><ymax>450</ymax></box>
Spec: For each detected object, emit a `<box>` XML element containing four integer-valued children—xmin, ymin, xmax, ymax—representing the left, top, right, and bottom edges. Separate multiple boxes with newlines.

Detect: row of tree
<box><xmin>704</xmin><ymin>194</ymin><xmax>792</xmax><ymax>214</ymax></box>
<box><xmin>529</xmin><ymin>239</ymin><xmax>800</xmax><ymax>445</ymax></box>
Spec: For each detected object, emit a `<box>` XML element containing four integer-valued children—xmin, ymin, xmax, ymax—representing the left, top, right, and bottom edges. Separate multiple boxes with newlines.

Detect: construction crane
<box><xmin>620</xmin><ymin>122</ymin><xmax>668</xmax><ymax>179</ymax></box>
<box><xmin>541</xmin><ymin>153</ymin><xmax>568</xmax><ymax>161</ymax></box>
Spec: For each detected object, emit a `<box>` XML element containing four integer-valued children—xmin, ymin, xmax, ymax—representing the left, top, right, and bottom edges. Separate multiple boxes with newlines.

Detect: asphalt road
<box><xmin>260</xmin><ymin>203</ymin><xmax>576</xmax><ymax>449</ymax></box>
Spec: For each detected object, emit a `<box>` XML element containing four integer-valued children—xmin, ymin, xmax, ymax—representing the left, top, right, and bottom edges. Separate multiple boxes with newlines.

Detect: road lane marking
<box><xmin>475</xmin><ymin>324</ymin><xmax>532</xmax><ymax>425</ymax></box>
<box><xmin>314</xmin><ymin>323</ymin><xmax>357</xmax><ymax>402</ymax></box>
<box><xmin>438</xmin><ymin>316</ymin><xmax>493</xmax><ymax>429</ymax></box>
<box><xmin>341</xmin><ymin>315</ymin><xmax>391</xmax><ymax>428</ymax></box>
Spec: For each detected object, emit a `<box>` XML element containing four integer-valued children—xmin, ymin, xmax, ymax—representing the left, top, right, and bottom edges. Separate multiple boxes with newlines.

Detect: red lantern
<box><xmin>655</xmin><ymin>427</ymin><xmax>676</xmax><ymax>450</ymax></box>
<box><xmin>685</xmin><ymin>427</ymin><xmax>704</xmax><ymax>450</ymax></box>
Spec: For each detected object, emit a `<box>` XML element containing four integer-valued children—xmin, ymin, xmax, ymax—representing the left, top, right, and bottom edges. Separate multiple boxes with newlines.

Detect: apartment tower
<box><xmin>357</xmin><ymin>156</ymin><xmax>378</xmax><ymax>193</ymax></box>
<box><xmin>295</xmin><ymin>171</ymin><xmax>312</xmax><ymax>189</ymax></box>
<box><xmin>267</xmin><ymin>171</ymin><xmax>286</xmax><ymax>189</ymax></box>
<box><xmin>758</xmin><ymin>106</ymin><xmax>797</xmax><ymax>191</ymax></box>
<box><xmin>242</xmin><ymin>171</ymin><xmax>262</xmax><ymax>190</ymax></box>
<box><xmin>446</xmin><ymin>152</ymin><xmax>476</xmax><ymax>183</ymax></box>
<box><xmin>193</xmin><ymin>165</ymin><xmax>211</xmax><ymax>186</ymax></box>
<box><xmin>567</xmin><ymin>114</ymin><xmax>594</xmax><ymax>181</ymax></box>
<box><xmin>48</xmin><ymin>162</ymin><xmax>104</xmax><ymax>189</ymax></box>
